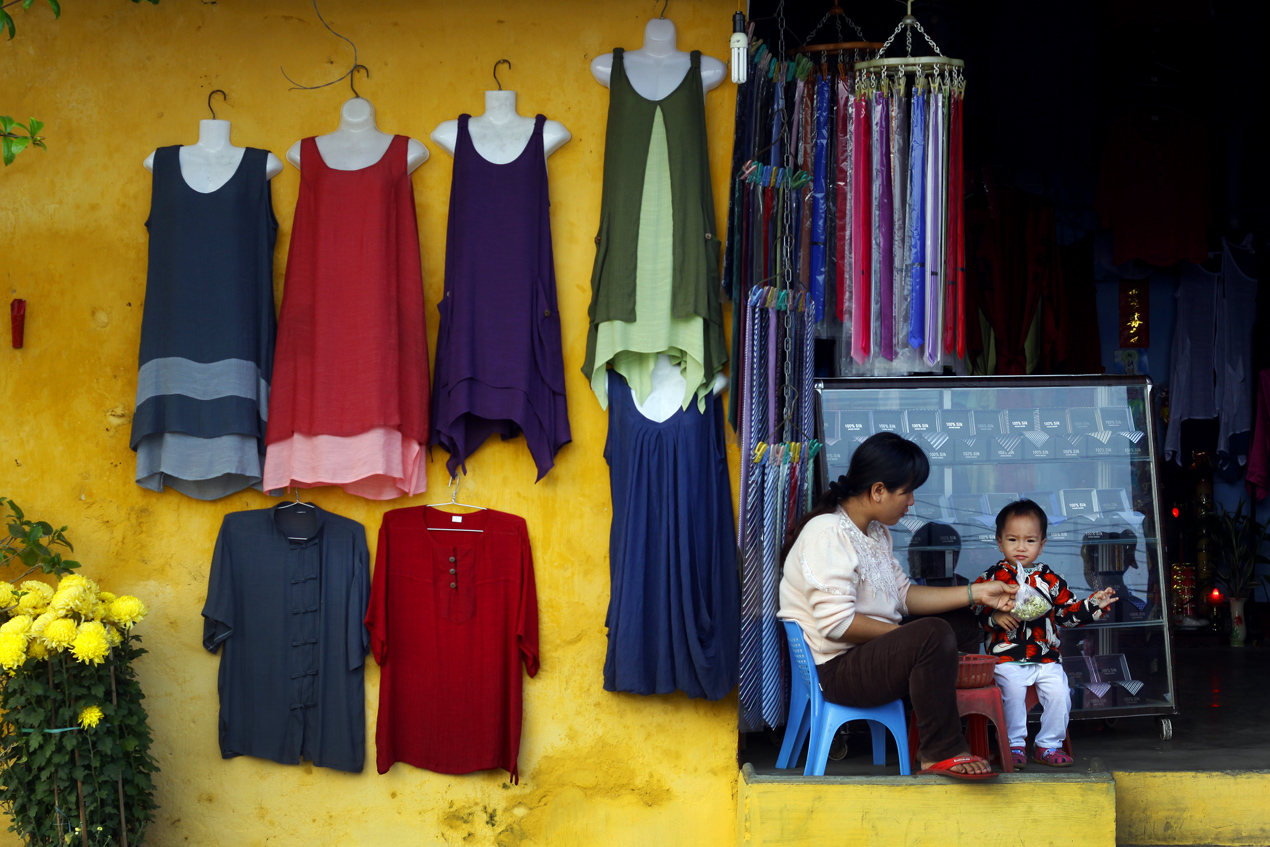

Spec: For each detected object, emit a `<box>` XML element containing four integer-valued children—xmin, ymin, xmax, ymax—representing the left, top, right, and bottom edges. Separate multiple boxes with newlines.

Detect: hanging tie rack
<box><xmin>854</xmin><ymin>0</ymin><xmax>965</xmax><ymax>74</ymax></box>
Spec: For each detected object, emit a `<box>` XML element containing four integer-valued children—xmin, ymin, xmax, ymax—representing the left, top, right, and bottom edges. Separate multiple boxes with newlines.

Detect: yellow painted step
<box><xmin>738</xmin><ymin>763</ymin><xmax>1116</xmax><ymax>847</ymax></box>
<box><xmin>1115</xmin><ymin>771</ymin><xmax>1270</xmax><ymax>847</ymax></box>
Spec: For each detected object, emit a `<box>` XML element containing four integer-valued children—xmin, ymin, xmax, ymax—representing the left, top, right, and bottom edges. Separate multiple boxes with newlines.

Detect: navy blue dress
<box><xmin>603</xmin><ymin>372</ymin><xmax>740</xmax><ymax>700</ymax></box>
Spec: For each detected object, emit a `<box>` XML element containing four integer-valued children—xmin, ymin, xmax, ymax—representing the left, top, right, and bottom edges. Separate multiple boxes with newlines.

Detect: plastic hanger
<box><xmin>424</xmin><ymin>476</ymin><xmax>485</xmax><ymax>533</ymax></box>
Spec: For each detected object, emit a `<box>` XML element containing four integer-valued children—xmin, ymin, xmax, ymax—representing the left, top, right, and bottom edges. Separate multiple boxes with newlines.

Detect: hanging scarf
<box><xmin>873</xmin><ymin>87</ymin><xmax>895</xmax><ymax>361</ymax></box>
<box><xmin>850</xmin><ymin>87</ymin><xmax>872</xmax><ymax>363</ymax></box>
<box><xmin>906</xmin><ymin>85</ymin><xmax>927</xmax><ymax>350</ymax></box>
<box><xmin>923</xmin><ymin>85</ymin><xmax>944</xmax><ymax>366</ymax></box>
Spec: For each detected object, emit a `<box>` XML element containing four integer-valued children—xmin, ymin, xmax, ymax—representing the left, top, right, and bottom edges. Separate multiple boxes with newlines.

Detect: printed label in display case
<box><xmin>906</xmin><ymin>409</ymin><xmax>939</xmax><ymax>434</ymax></box>
<box><xmin>1085</xmin><ymin>432</ymin><xmax>1117</xmax><ymax>457</ymax></box>
<box><xmin>1061</xmin><ymin>489</ymin><xmax>1099</xmax><ymax>518</ymax></box>
<box><xmin>1022</xmin><ymin>433</ymin><xmax>1055</xmax><ymax>460</ymax></box>
<box><xmin>940</xmin><ymin>409</ymin><xmax>973</xmax><ymax>435</ymax></box>
<box><xmin>974</xmin><ymin>410</ymin><xmax>1005</xmax><ymax>437</ymax></box>
<box><xmin>921</xmin><ymin>433</ymin><xmax>952</xmax><ymax>463</ymax></box>
<box><xmin>1056</xmin><ymin>436</ymin><xmax>1085</xmax><ymax>459</ymax></box>
<box><xmin>840</xmin><ymin>411</ymin><xmax>873</xmax><ymax>439</ymax></box>
<box><xmin>1091</xmin><ymin>653</ymin><xmax>1133</xmax><ymax>683</ymax></box>
<box><xmin>955</xmin><ymin>437</ymin><xmax>988</xmax><ymax>462</ymax></box>
<box><xmin>1098</xmin><ymin>406</ymin><xmax>1133</xmax><ymax>431</ymax></box>
<box><xmin>872</xmin><ymin>410</ymin><xmax>905</xmax><ymax>433</ymax></box>
<box><xmin>1039</xmin><ymin>408</ymin><xmax>1069</xmax><ymax>434</ymax></box>
<box><xmin>992</xmin><ymin>435</ymin><xmax>1023</xmax><ymax>461</ymax></box>
<box><xmin>1067</xmin><ymin>407</ymin><xmax>1101</xmax><ymax>433</ymax></box>
<box><xmin>1007</xmin><ymin>409</ymin><xmax>1039</xmax><ymax>433</ymax></box>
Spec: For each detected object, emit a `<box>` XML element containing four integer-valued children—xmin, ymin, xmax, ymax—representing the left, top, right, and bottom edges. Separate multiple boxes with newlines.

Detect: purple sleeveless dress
<box><xmin>431</xmin><ymin>114</ymin><xmax>571</xmax><ymax>480</ymax></box>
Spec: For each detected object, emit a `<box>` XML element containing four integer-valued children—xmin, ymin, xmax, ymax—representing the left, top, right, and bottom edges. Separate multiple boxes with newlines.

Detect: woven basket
<box><xmin>956</xmin><ymin>654</ymin><xmax>997</xmax><ymax>689</ymax></box>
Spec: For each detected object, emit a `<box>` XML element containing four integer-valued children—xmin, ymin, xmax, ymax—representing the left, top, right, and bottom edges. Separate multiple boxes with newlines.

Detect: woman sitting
<box><xmin>778</xmin><ymin>432</ymin><xmax>1017</xmax><ymax>779</ymax></box>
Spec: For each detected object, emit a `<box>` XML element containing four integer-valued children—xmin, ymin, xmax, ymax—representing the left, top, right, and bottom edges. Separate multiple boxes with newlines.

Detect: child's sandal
<box><xmin>1034</xmin><ymin>746</ymin><xmax>1073</xmax><ymax>767</ymax></box>
<box><xmin>1010</xmin><ymin>747</ymin><xmax>1027</xmax><ymax>769</ymax></box>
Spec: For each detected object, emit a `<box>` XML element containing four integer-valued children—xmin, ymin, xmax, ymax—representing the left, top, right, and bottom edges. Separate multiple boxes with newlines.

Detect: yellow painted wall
<box><xmin>1</xmin><ymin>1</ymin><xmax>743</xmax><ymax>844</ymax></box>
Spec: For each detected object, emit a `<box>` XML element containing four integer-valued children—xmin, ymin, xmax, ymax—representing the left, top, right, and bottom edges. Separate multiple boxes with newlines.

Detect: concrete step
<box><xmin>738</xmin><ymin>763</ymin><xmax>1116</xmax><ymax>847</ymax></box>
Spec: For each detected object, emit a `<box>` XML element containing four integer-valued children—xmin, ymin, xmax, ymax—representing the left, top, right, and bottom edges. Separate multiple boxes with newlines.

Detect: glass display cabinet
<box><xmin>816</xmin><ymin>375</ymin><xmax>1177</xmax><ymax>736</ymax></box>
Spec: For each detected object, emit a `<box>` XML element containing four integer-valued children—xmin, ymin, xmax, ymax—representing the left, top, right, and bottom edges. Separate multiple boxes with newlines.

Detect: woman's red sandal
<box><xmin>1034</xmin><ymin>746</ymin><xmax>1073</xmax><ymax>767</ymax></box>
<box><xmin>915</xmin><ymin>755</ymin><xmax>999</xmax><ymax>780</ymax></box>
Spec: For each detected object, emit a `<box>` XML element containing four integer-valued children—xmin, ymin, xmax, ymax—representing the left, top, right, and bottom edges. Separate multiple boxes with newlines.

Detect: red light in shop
<box><xmin>1210</xmin><ymin>587</ymin><xmax>1225</xmax><ymax>604</ymax></box>
<box><xmin>1172</xmin><ymin>507</ymin><xmax>1180</xmax><ymax>518</ymax></box>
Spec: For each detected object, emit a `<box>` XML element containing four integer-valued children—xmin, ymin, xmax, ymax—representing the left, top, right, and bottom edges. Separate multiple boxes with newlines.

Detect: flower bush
<box><xmin>0</xmin><ymin>498</ymin><xmax>158</xmax><ymax>847</ymax></box>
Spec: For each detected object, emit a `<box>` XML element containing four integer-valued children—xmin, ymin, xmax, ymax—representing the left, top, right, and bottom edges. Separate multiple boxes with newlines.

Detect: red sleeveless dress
<box><xmin>264</xmin><ymin>135</ymin><xmax>430</xmax><ymax>499</ymax></box>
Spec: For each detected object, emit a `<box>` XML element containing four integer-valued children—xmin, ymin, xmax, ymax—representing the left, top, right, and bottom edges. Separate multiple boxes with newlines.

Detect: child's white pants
<box><xmin>993</xmin><ymin>661</ymin><xmax>1070</xmax><ymax>750</ymax></box>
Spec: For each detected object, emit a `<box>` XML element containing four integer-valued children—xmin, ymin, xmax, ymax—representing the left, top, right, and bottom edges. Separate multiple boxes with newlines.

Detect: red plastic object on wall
<box><xmin>10</xmin><ymin>299</ymin><xmax>25</xmax><ymax>348</ymax></box>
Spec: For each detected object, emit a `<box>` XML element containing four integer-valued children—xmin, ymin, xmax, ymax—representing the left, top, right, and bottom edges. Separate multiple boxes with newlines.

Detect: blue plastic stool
<box><xmin>779</xmin><ymin>620</ymin><xmax>911</xmax><ymax>776</ymax></box>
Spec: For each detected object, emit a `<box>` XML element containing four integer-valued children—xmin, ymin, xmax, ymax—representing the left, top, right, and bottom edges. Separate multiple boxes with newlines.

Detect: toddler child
<box><xmin>973</xmin><ymin>499</ymin><xmax>1117</xmax><ymax>768</ymax></box>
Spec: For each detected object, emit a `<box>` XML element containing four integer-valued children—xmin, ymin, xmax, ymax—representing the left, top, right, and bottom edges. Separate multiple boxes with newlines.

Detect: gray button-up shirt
<box><xmin>203</xmin><ymin>505</ymin><xmax>370</xmax><ymax>772</ymax></box>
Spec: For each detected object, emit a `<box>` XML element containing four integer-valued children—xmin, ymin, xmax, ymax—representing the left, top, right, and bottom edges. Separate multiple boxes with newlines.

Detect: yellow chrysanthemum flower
<box><xmin>97</xmin><ymin>591</ymin><xmax>117</xmax><ymax>605</ymax></box>
<box><xmin>0</xmin><ymin>615</ymin><xmax>33</xmax><ymax>638</ymax></box>
<box><xmin>77</xmin><ymin>705</ymin><xmax>104</xmax><ymax>730</ymax></box>
<box><xmin>0</xmin><ymin>632</ymin><xmax>28</xmax><ymax>672</ymax></box>
<box><xmin>27</xmin><ymin>639</ymin><xmax>48</xmax><ymax>660</ymax></box>
<box><xmin>50</xmin><ymin>583</ymin><xmax>94</xmax><ymax>617</ymax></box>
<box><xmin>40</xmin><ymin>618</ymin><xmax>78</xmax><ymax>651</ymax></box>
<box><xmin>29</xmin><ymin>611</ymin><xmax>57</xmax><ymax>638</ymax></box>
<box><xmin>71</xmin><ymin>622</ymin><xmax>110</xmax><ymax>665</ymax></box>
<box><xmin>108</xmin><ymin>596</ymin><xmax>147</xmax><ymax>629</ymax></box>
<box><xmin>0</xmin><ymin>581</ymin><xmax>15</xmax><ymax>610</ymax></box>
<box><xmin>17</xmin><ymin>581</ymin><xmax>53</xmax><ymax>616</ymax></box>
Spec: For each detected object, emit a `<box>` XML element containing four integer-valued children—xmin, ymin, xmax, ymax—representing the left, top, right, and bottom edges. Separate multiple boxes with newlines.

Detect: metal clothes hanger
<box><xmin>207</xmin><ymin>89</ymin><xmax>227</xmax><ymax>120</ymax></box>
<box><xmin>349</xmin><ymin>64</ymin><xmax>369</xmax><ymax>98</ymax></box>
<box><xmin>493</xmin><ymin>59</ymin><xmax>511</xmax><ymax>91</ymax></box>
<box><xmin>425</xmin><ymin>476</ymin><xmax>486</xmax><ymax>533</ymax></box>
<box><xmin>276</xmin><ymin>486</ymin><xmax>311</xmax><ymax>509</ymax></box>
<box><xmin>275</xmin><ymin>488</ymin><xmax>316</xmax><ymax>541</ymax></box>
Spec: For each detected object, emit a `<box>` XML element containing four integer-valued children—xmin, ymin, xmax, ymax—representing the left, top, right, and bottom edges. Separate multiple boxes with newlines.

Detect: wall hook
<box><xmin>659</xmin><ymin>0</ymin><xmax>669</xmax><ymax>19</ymax></box>
<box><xmin>207</xmin><ymin>89</ymin><xmax>227</xmax><ymax>120</ymax></box>
<box><xmin>350</xmin><ymin>64</ymin><xmax>369</xmax><ymax>98</ymax></box>
<box><xmin>493</xmin><ymin>59</ymin><xmax>511</xmax><ymax>91</ymax></box>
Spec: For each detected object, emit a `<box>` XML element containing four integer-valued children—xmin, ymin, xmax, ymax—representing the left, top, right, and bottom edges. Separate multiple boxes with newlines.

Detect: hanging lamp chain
<box><xmin>875</xmin><ymin>9</ymin><xmax>945</xmax><ymax>60</ymax></box>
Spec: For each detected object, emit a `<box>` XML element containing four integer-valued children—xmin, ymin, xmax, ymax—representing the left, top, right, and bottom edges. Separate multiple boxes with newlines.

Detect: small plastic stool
<box><xmin>908</xmin><ymin>684</ymin><xmax>1013</xmax><ymax>773</ymax></box>
<box><xmin>1024</xmin><ymin>684</ymin><xmax>1074</xmax><ymax>756</ymax></box>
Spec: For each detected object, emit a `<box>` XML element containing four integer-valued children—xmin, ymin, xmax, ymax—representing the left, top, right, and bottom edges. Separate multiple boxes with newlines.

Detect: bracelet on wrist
<box><xmin>967</xmin><ymin>582</ymin><xmax>975</xmax><ymax>607</ymax></box>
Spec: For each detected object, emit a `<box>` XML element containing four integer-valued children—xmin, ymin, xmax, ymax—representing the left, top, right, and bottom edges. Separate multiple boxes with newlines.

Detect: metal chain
<box><xmin>776</xmin><ymin>0</ymin><xmax>788</xmax><ymax>58</ymax></box>
<box><xmin>801</xmin><ymin>7</ymin><xmax>865</xmax><ymax>45</ymax></box>
<box><xmin>875</xmin><ymin>14</ymin><xmax>946</xmax><ymax>60</ymax></box>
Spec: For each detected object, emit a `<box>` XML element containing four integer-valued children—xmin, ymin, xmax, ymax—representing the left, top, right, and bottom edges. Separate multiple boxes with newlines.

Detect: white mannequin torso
<box><xmin>635</xmin><ymin>355</ymin><xmax>729</xmax><ymax>422</ymax></box>
<box><xmin>590</xmin><ymin>18</ymin><xmax>727</xmax><ymax>100</ymax></box>
<box><xmin>143</xmin><ymin>120</ymin><xmax>284</xmax><ymax>192</ymax></box>
<box><xmin>286</xmin><ymin>97</ymin><xmax>428</xmax><ymax>173</ymax></box>
<box><xmin>431</xmin><ymin>90</ymin><xmax>571</xmax><ymax>164</ymax></box>
<box><xmin>592</xmin><ymin>18</ymin><xmax>728</xmax><ymax>420</ymax></box>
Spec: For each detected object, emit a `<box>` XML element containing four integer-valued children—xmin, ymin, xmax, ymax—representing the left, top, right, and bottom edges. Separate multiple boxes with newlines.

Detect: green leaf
<box><xmin>0</xmin><ymin>10</ymin><xmax>14</xmax><ymax>40</ymax></box>
<box><xmin>0</xmin><ymin>116</ymin><xmax>14</xmax><ymax>133</ymax></box>
<box><xmin>29</xmin><ymin>118</ymin><xmax>44</xmax><ymax>135</ymax></box>
<box><xmin>46</xmin><ymin>0</ymin><xmax>60</xmax><ymax>18</ymax></box>
<box><xmin>9</xmin><ymin>136</ymin><xmax>30</xmax><ymax>155</ymax></box>
<box><xmin>22</xmin><ymin>0</ymin><xmax>35</xmax><ymax>11</ymax></box>
<box><xmin>2</xmin><ymin>137</ymin><xmax>15</xmax><ymax>166</ymax></box>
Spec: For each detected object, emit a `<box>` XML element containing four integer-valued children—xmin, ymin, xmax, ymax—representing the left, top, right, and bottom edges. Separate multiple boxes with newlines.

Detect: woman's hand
<box><xmin>972</xmin><ymin>580</ymin><xmax>1018</xmax><ymax>611</ymax></box>
<box><xmin>1089</xmin><ymin>587</ymin><xmax>1119</xmax><ymax>611</ymax></box>
<box><xmin>992</xmin><ymin>610</ymin><xmax>1021</xmax><ymax>631</ymax></box>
